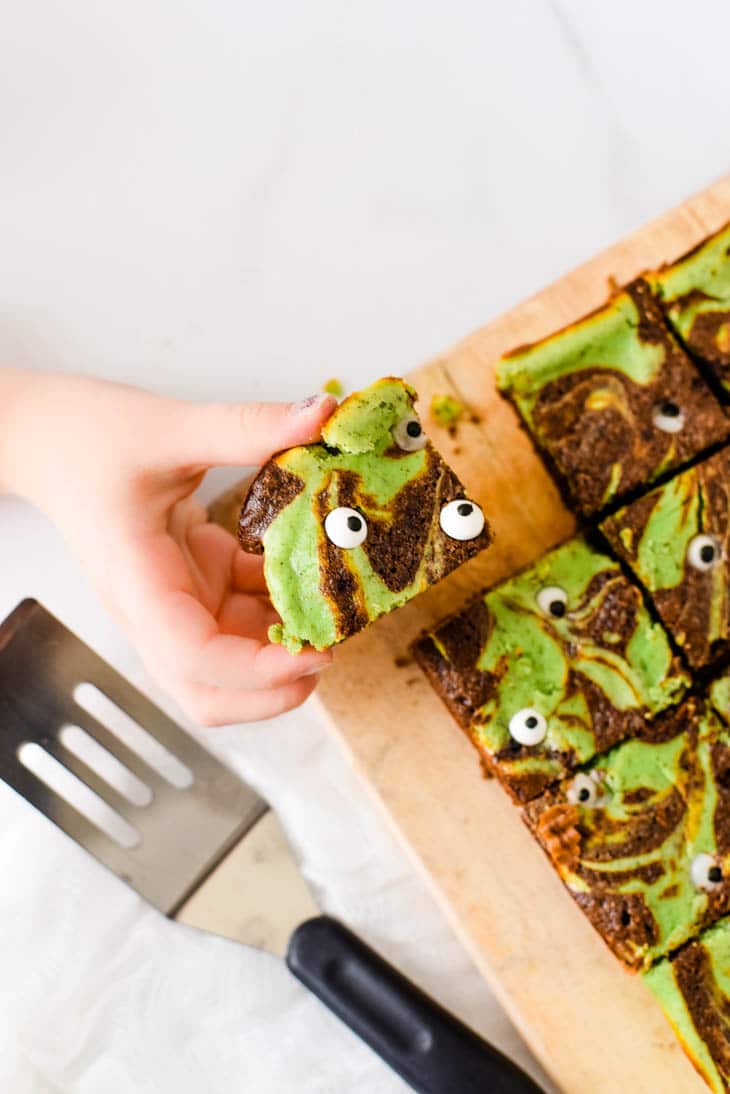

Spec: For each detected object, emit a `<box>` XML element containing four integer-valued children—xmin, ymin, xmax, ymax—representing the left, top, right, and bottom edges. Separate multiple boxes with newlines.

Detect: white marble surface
<box><xmin>1</xmin><ymin>2</ymin><xmax>729</xmax><ymax>1091</ymax></box>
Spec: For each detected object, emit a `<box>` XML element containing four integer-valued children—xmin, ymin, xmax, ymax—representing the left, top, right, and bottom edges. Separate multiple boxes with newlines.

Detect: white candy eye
<box><xmin>508</xmin><ymin>708</ymin><xmax>547</xmax><ymax>746</ymax></box>
<box><xmin>652</xmin><ymin>400</ymin><xmax>685</xmax><ymax>433</ymax></box>
<box><xmin>691</xmin><ymin>853</ymin><xmax>723</xmax><ymax>892</ymax></box>
<box><xmin>324</xmin><ymin>507</ymin><xmax>367</xmax><ymax>549</ymax></box>
<box><xmin>392</xmin><ymin>415</ymin><xmax>427</xmax><ymax>452</ymax></box>
<box><xmin>687</xmin><ymin>534</ymin><xmax>723</xmax><ymax>572</ymax></box>
<box><xmin>566</xmin><ymin>772</ymin><xmax>602</xmax><ymax>807</ymax></box>
<box><xmin>536</xmin><ymin>585</ymin><xmax>568</xmax><ymax>619</ymax></box>
<box><xmin>439</xmin><ymin>499</ymin><xmax>485</xmax><ymax>541</ymax></box>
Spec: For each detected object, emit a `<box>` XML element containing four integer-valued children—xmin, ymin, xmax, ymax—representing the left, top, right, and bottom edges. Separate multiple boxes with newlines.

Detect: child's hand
<box><xmin>1</xmin><ymin>370</ymin><xmax>337</xmax><ymax>725</ymax></box>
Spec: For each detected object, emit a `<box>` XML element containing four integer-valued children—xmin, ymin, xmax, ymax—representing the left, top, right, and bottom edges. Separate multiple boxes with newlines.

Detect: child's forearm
<box><xmin>0</xmin><ymin>368</ymin><xmax>109</xmax><ymax>509</ymax></box>
<box><xmin>0</xmin><ymin>367</ymin><xmax>45</xmax><ymax>497</ymax></box>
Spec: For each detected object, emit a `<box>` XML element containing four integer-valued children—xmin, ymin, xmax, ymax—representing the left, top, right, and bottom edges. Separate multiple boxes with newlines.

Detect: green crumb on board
<box><xmin>430</xmin><ymin>393</ymin><xmax>464</xmax><ymax>429</ymax></box>
<box><xmin>323</xmin><ymin>378</ymin><xmax>345</xmax><ymax>397</ymax></box>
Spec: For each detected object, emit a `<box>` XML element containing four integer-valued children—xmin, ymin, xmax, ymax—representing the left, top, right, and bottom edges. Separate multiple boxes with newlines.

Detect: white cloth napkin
<box><xmin>0</xmin><ymin>696</ymin><xmax>554</xmax><ymax>1094</ymax></box>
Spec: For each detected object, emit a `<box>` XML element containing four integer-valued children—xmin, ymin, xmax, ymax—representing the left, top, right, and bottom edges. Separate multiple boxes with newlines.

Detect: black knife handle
<box><xmin>286</xmin><ymin>915</ymin><xmax>545</xmax><ymax>1094</ymax></box>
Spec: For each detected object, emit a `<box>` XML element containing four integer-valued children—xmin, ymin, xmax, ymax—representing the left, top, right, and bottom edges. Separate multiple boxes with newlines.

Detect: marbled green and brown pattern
<box><xmin>496</xmin><ymin>279</ymin><xmax>729</xmax><ymax>517</ymax></box>
<box><xmin>524</xmin><ymin>700</ymin><xmax>730</xmax><ymax>972</ymax></box>
<box><xmin>645</xmin><ymin>916</ymin><xmax>730</xmax><ymax>1093</ymax></box>
<box><xmin>601</xmin><ymin>448</ymin><xmax>730</xmax><ymax>670</ymax></box>
<box><xmin>238</xmin><ymin>378</ymin><xmax>491</xmax><ymax>652</ymax></box>
<box><xmin>650</xmin><ymin>223</ymin><xmax>730</xmax><ymax>395</ymax></box>
<box><xmin>413</xmin><ymin>535</ymin><xmax>688</xmax><ymax>803</ymax></box>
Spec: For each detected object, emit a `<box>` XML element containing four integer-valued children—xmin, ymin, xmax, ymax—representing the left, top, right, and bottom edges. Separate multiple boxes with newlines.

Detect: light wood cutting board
<box><xmin>314</xmin><ymin>175</ymin><xmax>730</xmax><ymax>1094</ymax></box>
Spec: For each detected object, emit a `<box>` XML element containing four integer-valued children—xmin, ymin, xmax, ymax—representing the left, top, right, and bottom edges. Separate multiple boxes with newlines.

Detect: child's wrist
<box><xmin>0</xmin><ymin>368</ymin><xmax>61</xmax><ymax>504</ymax></box>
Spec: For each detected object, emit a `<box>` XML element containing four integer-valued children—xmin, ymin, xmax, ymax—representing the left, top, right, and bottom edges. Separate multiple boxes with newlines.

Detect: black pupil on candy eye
<box><xmin>525</xmin><ymin>715</ymin><xmax>538</xmax><ymax>729</ymax></box>
<box><xmin>550</xmin><ymin>600</ymin><xmax>566</xmax><ymax>618</ymax></box>
<box><xmin>406</xmin><ymin>420</ymin><xmax>422</xmax><ymax>437</ymax></box>
<box><xmin>708</xmin><ymin>866</ymin><xmax>723</xmax><ymax>883</ymax></box>
<box><xmin>578</xmin><ymin>787</ymin><xmax>591</xmax><ymax>802</ymax></box>
<box><xmin>347</xmin><ymin>515</ymin><xmax>362</xmax><ymax>532</ymax></box>
<box><xmin>660</xmin><ymin>400</ymin><xmax>680</xmax><ymax>418</ymax></box>
<box><xmin>701</xmin><ymin>544</ymin><xmax>715</xmax><ymax>563</ymax></box>
<box><xmin>457</xmin><ymin>503</ymin><xmax>473</xmax><ymax>517</ymax></box>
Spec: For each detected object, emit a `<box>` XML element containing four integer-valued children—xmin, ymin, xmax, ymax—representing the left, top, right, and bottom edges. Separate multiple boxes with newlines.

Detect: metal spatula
<box><xmin>0</xmin><ymin>599</ymin><xmax>544</xmax><ymax>1094</ymax></box>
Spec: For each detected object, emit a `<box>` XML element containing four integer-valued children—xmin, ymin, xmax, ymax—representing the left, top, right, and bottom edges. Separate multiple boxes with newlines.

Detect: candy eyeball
<box><xmin>324</xmin><ymin>507</ymin><xmax>368</xmax><ymax>549</ymax></box>
<box><xmin>439</xmin><ymin>499</ymin><xmax>485</xmax><ymax>541</ymax></box>
<box><xmin>536</xmin><ymin>585</ymin><xmax>568</xmax><ymax>619</ymax></box>
<box><xmin>566</xmin><ymin>772</ymin><xmax>603</xmax><ymax>807</ymax></box>
<box><xmin>691</xmin><ymin>853</ymin><xmax>724</xmax><ymax>892</ymax></box>
<box><xmin>392</xmin><ymin>415</ymin><xmax>427</xmax><ymax>452</ymax></box>
<box><xmin>652</xmin><ymin>400</ymin><xmax>685</xmax><ymax>434</ymax></box>
<box><xmin>687</xmin><ymin>534</ymin><xmax>723</xmax><ymax>572</ymax></box>
<box><xmin>508</xmin><ymin>708</ymin><xmax>547</xmax><ymax>747</ymax></box>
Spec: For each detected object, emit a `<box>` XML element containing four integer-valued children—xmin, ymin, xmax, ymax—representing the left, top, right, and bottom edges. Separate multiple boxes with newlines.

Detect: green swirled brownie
<box><xmin>649</xmin><ymin>223</ymin><xmax>730</xmax><ymax>395</ymax></box>
<box><xmin>238</xmin><ymin>378</ymin><xmax>491</xmax><ymax>652</ymax></box>
<box><xmin>496</xmin><ymin>279</ymin><xmax>729</xmax><ymax>517</ymax></box>
<box><xmin>413</xmin><ymin>535</ymin><xmax>688</xmax><ymax>803</ymax></box>
<box><xmin>645</xmin><ymin>917</ymin><xmax>730</xmax><ymax>1094</ymax></box>
<box><xmin>523</xmin><ymin>699</ymin><xmax>730</xmax><ymax>972</ymax></box>
<box><xmin>601</xmin><ymin>448</ymin><xmax>730</xmax><ymax>670</ymax></box>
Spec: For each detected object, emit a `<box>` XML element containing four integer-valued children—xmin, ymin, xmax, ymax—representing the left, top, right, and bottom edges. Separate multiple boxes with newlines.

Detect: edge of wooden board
<box><xmin>315</xmin><ymin>174</ymin><xmax>730</xmax><ymax>1093</ymax></box>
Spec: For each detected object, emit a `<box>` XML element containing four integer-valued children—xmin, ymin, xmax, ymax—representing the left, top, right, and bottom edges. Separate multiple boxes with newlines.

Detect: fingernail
<box><xmin>291</xmin><ymin>394</ymin><xmax>335</xmax><ymax>414</ymax></box>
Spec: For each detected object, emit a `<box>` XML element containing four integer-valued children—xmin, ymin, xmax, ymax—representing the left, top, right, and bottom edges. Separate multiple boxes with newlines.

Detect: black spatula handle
<box><xmin>286</xmin><ymin>915</ymin><xmax>545</xmax><ymax>1094</ymax></box>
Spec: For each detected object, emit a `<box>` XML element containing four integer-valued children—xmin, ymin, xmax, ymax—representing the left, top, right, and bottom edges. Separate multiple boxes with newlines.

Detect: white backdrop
<box><xmin>1</xmin><ymin>2</ymin><xmax>729</xmax><ymax>1091</ymax></box>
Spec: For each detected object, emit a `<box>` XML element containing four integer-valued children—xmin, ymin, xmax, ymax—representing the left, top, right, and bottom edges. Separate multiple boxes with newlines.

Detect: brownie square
<box><xmin>238</xmin><ymin>378</ymin><xmax>491</xmax><ymax>652</ymax></box>
<box><xmin>524</xmin><ymin>700</ymin><xmax>730</xmax><ymax>972</ymax></box>
<box><xmin>645</xmin><ymin>916</ymin><xmax>730</xmax><ymax>1094</ymax></box>
<box><xmin>650</xmin><ymin>223</ymin><xmax>730</xmax><ymax>396</ymax></box>
<box><xmin>413</xmin><ymin>535</ymin><xmax>688</xmax><ymax>803</ymax></box>
<box><xmin>496</xmin><ymin>279</ymin><xmax>729</xmax><ymax>517</ymax></box>
<box><xmin>601</xmin><ymin>448</ymin><xmax>730</xmax><ymax>670</ymax></box>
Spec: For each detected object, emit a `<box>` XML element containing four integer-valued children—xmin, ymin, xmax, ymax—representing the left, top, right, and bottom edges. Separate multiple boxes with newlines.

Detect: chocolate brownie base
<box><xmin>238</xmin><ymin>378</ymin><xmax>491</xmax><ymax>652</ymax></box>
<box><xmin>601</xmin><ymin>447</ymin><xmax>730</xmax><ymax>670</ymax></box>
<box><xmin>496</xmin><ymin>278</ymin><xmax>729</xmax><ymax>518</ymax></box>
<box><xmin>645</xmin><ymin>916</ymin><xmax>730</xmax><ymax>1094</ymax></box>
<box><xmin>412</xmin><ymin>535</ymin><xmax>688</xmax><ymax>803</ymax></box>
<box><xmin>650</xmin><ymin>223</ymin><xmax>730</xmax><ymax>396</ymax></box>
<box><xmin>523</xmin><ymin>700</ymin><xmax>730</xmax><ymax>971</ymax></box>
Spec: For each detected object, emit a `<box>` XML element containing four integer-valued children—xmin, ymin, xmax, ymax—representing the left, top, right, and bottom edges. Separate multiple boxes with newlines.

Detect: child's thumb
<box><xmin>174</xmin><ymin>394</ymin><xmax>337</xmax><ymax>469</ymax></box>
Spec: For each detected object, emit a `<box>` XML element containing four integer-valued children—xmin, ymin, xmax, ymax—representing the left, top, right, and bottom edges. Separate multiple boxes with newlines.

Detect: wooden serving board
<box><xmin>315</xmin><ymin>175</ymin><xmax>730</xmax><ymax>1094</ymax></box>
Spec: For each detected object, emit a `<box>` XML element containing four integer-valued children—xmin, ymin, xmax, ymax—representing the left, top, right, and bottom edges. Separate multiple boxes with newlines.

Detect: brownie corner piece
<box><xmin>237</xmin><ymin>377</ymin><xmax>491</xmax><ymax>652</ymax></box>
<box><xmin>650</xmin><ymin>222</ymin><xmax>730</xmax><ymax>396</ymax></box>
<box><xmin>645</xmin><ymin>917</ymin><xmax>730</xmax><ymax>1094</ymax></box>
<box><xmin>601</xmin><ymin>447</ymin><xmax>730</xmax><ymax>670</ymax></box>
<box><xmin>525</xmin><ymin>699</ymin><xmax>730</xmax><ymax>972</ymax></box>
<box><xmin>412</xmin><ymin>534</ymin><xmax>688</xmax><ymax>804</ymax></box>
<box><xmin>495</xmin><ymin>278</ymin><xmax>729</xmax><ymax>517</ymax></box>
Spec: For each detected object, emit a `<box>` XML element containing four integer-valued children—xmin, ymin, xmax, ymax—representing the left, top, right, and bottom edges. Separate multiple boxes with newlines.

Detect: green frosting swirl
<box><xmin>645</xmin><ymin>918</ymin><xmax>730</xmax><ymax>1094</ymax></box>
<box><xmin>538</xmin><ymin>706</ymin><xmax>729</xmax><ymax>969</ymax></box>
<box><xmin>495</xmin><ymin>290</ymin><xmax>665</xmax><ymax>428</ymax></box>
<box><xmin>245</xmin><ymin>378</ymin><xmax>488</xmax><ymax>652</ymax></box>
<box><xmin>601</xmin><ymin>452</ymin><xmax>730</xmax><ymax>668</ymax></box>
<box><xmin>422</xmin><ymin>535</ymin><xmax>688</xmax><ymax>799</ymax></box>
<box><xmin>650</xmin><ymin>224</ymin><xmax>730</xmax><ymax>391</ymax></box>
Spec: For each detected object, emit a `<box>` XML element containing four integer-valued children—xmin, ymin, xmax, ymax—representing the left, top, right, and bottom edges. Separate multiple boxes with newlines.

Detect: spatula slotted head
<box><xmin>0</xmin><ymin>600</ymin><xmax>265</xmax><ymax>914</ymax></box>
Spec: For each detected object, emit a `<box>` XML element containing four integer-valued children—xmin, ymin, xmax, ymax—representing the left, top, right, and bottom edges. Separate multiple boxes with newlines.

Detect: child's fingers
<box><xmin>168</xmin><ymin>394</ymin><xmax>337</xmax><ymax>470</ymax></box>
<box><xmin>217</xmin><ymin>591</ymin><xmax>279</xmax><ymax>641</ymax></box>
<box><xmin>171</xmin><ymin>675</ymin><xmax>319</xmax><ymax>726</ymax></box>
<box><xmin>146</xmin><ymin>588</ymin><xmax>331</xmax><ymax>690</ymax></box>
<box><xmin>231</xmin><ymin>549</ymin><xmax>268</xmax><ymax>594</ymax></box>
